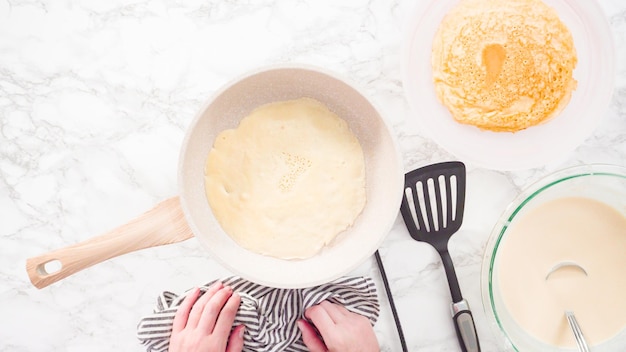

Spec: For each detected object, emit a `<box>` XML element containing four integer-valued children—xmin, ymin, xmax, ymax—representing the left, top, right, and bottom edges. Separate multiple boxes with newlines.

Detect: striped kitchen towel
<box><xmin>137</xmin><ymin>276</ymin><xmax>379</xmax><ymax>352</ymax></box>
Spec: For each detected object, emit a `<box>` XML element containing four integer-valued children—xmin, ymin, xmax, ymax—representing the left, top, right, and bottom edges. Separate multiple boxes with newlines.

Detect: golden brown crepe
<box><xmin>432</xmin><ymin>0</ymin><xmax>577</xmax><ymax>132</ymax></box>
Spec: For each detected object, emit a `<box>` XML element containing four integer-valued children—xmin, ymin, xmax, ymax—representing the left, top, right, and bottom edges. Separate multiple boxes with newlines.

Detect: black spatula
<box><xmin>400</xmin><ymin>161</ymin><xmax>480</xmax><ymax>352</ymax></box>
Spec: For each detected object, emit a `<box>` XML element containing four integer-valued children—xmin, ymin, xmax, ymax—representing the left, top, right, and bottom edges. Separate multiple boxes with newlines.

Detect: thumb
<box><xmin>297</xmin><ymin>320</ymin><xmax>328</xmax><ymax>352</ymax></box>
<box><xmin>226</xmin><ymin>325</ymin><xmax>245</xmax><ymax>352</ymax></box>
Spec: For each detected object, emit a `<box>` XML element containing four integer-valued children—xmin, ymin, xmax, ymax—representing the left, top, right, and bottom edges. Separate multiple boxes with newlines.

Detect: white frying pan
<box><xmin>26</xmin><ymin>65</ymin><xmax>404</xmax><ymax>289</ymax></box>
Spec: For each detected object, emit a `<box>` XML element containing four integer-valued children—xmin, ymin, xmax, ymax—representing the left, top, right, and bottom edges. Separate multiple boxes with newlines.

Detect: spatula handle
<box><xmin>25</xmin><ymin>197</ymin><xmax>194</xmax><ymax>289</ymax></box>
<box><xmin>452</xmin><ymin>300</ymin><xmax>481</xmax><ymax>352</ymax></box>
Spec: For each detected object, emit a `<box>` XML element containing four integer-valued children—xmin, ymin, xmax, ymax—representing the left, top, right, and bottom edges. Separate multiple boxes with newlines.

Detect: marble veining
<box><xmin>1</xmin><ymin>0</ymin><xmax>625</xmax><ymax>351</ymax></box>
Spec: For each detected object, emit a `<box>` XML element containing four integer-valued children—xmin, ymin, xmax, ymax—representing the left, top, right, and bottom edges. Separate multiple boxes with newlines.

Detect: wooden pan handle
<box><xmin>26</xmin><ymin>196</ymin><xmax>194</xmax><ymax>289</ymax></box>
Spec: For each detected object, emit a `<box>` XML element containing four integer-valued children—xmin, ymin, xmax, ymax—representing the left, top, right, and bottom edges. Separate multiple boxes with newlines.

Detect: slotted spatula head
<box><xmin>399</xmin><ymin>161</ymin><xmax>481</xmax><ymax>352</ymax></box>
<box><xmin>400</xmin><ymin>161</ymin><xmax>466</xmax><ymax>251</ymax></box>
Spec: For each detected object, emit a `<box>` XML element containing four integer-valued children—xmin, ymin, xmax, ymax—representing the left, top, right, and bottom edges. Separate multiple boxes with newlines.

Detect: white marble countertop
<box><xmin>1</xmin><ymin>1</ymin><xmax>625</xmax><ymax>351</ymax></box>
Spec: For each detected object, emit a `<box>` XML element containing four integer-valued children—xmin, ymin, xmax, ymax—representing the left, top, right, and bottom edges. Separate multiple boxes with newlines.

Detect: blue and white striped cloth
<box><xmin>137</xmin><ymin>276</ymin><xmax>380</xmax><ymax>352</ymax></box>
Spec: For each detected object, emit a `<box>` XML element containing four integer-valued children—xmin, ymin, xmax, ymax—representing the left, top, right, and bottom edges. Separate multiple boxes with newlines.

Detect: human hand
<box><xmin>169</xmin><ymin>282</ymin><xmax>245</xmax><ymax>352</ymax></box>
<box><xmin>297</xmin><ymin>301</ymin><xmax>379</xmax><ymax>352</ymax></box>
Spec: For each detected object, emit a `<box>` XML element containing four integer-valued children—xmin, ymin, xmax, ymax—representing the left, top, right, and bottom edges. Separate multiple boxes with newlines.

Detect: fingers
<box><xmin>198</xmin><ymin>285</ymin><xmax>234</xmax><ymax>333</ymax></box>
<box><xmin>172</xmin><ymin>287</ymin><xmax>200</xmax><ymax>333</ymax></box>
<box><xmin>297</xmin><ymin>319</ymin><xmax>328</xmax><ymax>352</ymax></box>
<box><xmin>187</xmin><ymin>281</ymin><xmax>224</xmax><ymax>329</ymax></box>
<box><xmin>304</xmin><ymin>303</ymin><xmax>335</xmax><ymax>338</ymax></box>
<box><xmin>319</xmin><ymin>301</ymin><xmax>349</xmax><ymax>322</ymax></box>
<box><xmin>225</xmin><ymin>325</ymin><xmax>245</xmax><ymax>352</ymax></box>
<box><xmin>169</xmin><ymin>282</ymin><xmax>247</xmax><ymax>352</ymax></box>
<box><xmin>306</xmin><ymin>300</ymin><xmax>347</xmax><ymax>325</ymax></box>
<box><xmin>212</xmin><ymin>292</ymin><xmax>241</xmax><ymax>338</ymax></box>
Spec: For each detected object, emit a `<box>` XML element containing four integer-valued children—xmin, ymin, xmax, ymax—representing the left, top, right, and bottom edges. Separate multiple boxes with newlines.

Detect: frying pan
<box><xmin>26</xmin><ymin>65</ymin><xmax>404</xmax><ymax>289</ymax></box>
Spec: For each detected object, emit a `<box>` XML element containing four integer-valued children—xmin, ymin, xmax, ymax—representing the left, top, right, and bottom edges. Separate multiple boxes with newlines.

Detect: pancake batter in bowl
<box><xmin>497</xmin><ymin>197</ymin><xmax>626</xmax><ymax>348</ymax></box>
<box><xmin>204</xmin><ymin>98</ymin><xmax>366</xmax><ymax>260</ymax></box>
<box><xmin>431</xmin><ymin>0</ymin><xmax>578</xmax><ymax>132</ymax></box>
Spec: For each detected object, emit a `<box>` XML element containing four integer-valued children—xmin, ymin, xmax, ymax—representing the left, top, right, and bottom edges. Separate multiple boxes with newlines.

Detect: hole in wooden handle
<box><xmin>36</xmin><ymin>259</ymin><xmax>62</xmax><ymax>277</ymax></box>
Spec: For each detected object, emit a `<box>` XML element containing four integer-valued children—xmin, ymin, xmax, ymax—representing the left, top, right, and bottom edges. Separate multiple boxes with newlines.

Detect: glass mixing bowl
<box><xmin>402</xmin><ymin>0</ymin><xmax>614</xmax><ymax>170</ymax></box>
<box><xmin>481</xmin><ymin>164</ymin><xmax>626</xmax><ymax>351</ymax></box>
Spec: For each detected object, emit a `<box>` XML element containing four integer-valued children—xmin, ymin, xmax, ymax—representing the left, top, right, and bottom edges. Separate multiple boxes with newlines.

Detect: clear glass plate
<box><xmin>402</xmin><ymin>0</ymin><xmax>614</xmax><ymax>171</ymax></box>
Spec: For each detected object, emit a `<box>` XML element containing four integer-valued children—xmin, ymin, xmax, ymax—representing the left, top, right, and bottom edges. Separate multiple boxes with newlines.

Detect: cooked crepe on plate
<box><xmin>432</xmin><ymin>0</ymin><xmax>577</xmax><ymax>132</ymax></box>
